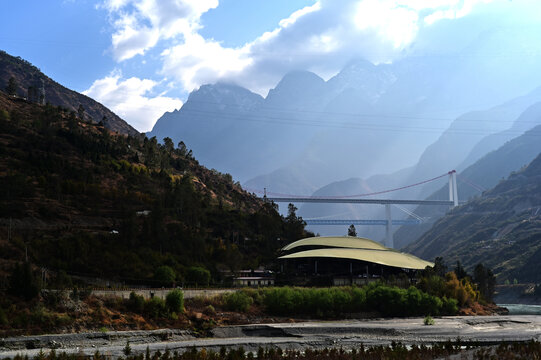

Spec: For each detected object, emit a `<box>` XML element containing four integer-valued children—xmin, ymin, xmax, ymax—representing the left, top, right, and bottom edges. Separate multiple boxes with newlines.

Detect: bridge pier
<box><xmin>385</xmin><ymin>204</ymin><xmax>393</xmax><ymax>248</ymax></box>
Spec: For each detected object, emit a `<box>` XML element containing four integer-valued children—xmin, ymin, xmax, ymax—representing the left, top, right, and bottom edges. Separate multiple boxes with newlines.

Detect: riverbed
<box><xmin>2</xmin><ymin>315</ymin><xmax>541</xmax><ymax>359</ymax></box>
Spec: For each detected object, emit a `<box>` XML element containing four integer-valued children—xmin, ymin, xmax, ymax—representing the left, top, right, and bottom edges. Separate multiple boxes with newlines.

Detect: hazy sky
<box><xmin>2</xmin><ymin>0</ymin><xmax>540</xmax><ymax>131</ymax></box>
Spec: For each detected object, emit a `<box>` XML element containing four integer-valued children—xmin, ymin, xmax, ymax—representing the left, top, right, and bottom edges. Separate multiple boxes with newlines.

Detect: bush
<box><xmin>185</xmin><ymin>266</ymin><xmax>210</xmax><ymax>287</ymax></box>
<box><xmin>424</xmin><ymin>315</ymin><xmax>435</xmax><ymax>325</ymax></box>
<box><xmin>144</xmin><ymin>297</ymin><xmax>167</xmax><ymax>318</ymax></box>
<box><xmin>260</xmin><ymin>284</ymin><xmax>450</xmax><ymax>318</ymax></box>
<box><xmin>441</xmin><ymin>297</ymin><xmax>459</xmax><ymax>315</ymax></box>
<box><xmin>154</xmin><ymin>266</ymin><xmax>176</xmax><ymax>287</ymax></box>
<box><xmin>0</xmin><ymin>307</ymin><xmax>7</xmax><ymax>325</ymax></box>
<box><xmin>166</xmin><ymin>289</ymin><xmax>184</xmax><ymax>314</ymax></box>
<box><xmin>223</xmin><ymin>291</ymin><xmax>253</xmax><ymax>312</ymax></box>
<box><xmin>127</xmin><ymin>292</ymin><xmax>145</xmax><ymax>313</ymax></box>
<box><xmin>8</xmin><ymin>262</ymin><xmax>40</xmax><ymax>301</ymax></box>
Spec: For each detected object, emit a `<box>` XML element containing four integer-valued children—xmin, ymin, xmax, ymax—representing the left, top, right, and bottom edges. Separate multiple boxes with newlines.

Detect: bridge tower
<box><xmin>448</xmin><ymin>170</ymin><xmax>458</xmax><ymax>207</ymax></box>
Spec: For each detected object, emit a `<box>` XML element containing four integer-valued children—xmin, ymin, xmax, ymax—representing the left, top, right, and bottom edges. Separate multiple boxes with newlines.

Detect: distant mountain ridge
<box><xmin>394</xmin><ymin>121</ymin><xmax>541</xmax><ymax>248</ymax></box>
<box><xmin>297</xmin><ymin>90</ymin><xmax>541</xmax><ymax>239</ymax></box>
<box><xmin>0</xmin><ymin>50</ymin><xmax>139</xmax><ymax>137</ymax></box>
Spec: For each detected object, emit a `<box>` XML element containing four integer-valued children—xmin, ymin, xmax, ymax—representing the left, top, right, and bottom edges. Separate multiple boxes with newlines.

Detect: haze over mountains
<box><xmin>148</xmin><ymin>22</ymin><xmax>541</xmax><ymax>243</ymax></box>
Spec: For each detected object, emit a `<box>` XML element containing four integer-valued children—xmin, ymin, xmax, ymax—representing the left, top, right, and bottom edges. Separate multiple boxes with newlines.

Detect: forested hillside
<box><xmin>0</xmin><ymin>51</ymin><xmax>139</xmax><ymax>136</ymax></box>
<box><xmin>0</xmin><ymin>92</ymin><xmax>310</xmax><ymax>285</ymax></box>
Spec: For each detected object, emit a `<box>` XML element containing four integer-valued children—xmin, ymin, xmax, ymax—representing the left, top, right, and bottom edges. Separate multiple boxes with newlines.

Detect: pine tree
<box><xmin>6</xmin><ymin>77</ymin><xmax>17</xmax><ymax>96</ymax></box>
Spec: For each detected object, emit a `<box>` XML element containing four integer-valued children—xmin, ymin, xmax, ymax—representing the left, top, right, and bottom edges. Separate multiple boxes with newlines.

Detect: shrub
<box><xmin>424</xmin><ymin>315</ymin><xmax>435</xmax><ymax>325</ymax></box>
<box><xmin>185</xmin><ymin>266</ymin><xmax>210</xmax><ymax>287</ymax></box>
<box><xmin>441</xmin><ymin>297</ymin><xmax>459</xmax><ymax>315</ymax></box>
<box><xmin>154</xmin><ymin>265</ymin><xmax>176</xmax><ymax>287</ymax></box>
<box><xmin>144</xmin><ymin>297</ymin><xmax>167</xmax><ymax>318</ymax></box>
<box><xmin>166</xmin><ymin>289</ymin><xmax>184</xmax><ymax>314</ymax></box>
<box><xmin>0</xmin><ymin>307</ymin><xmax>7</xmax><ymax>325</ymax></box>
<box><xmin>127</xmin><ymin>292</ymin><xmax>145</xmax><ymax>313</ymax></box>
<box><xmin>224</xmin><ymin>291</ymin><xmax>254</xmax><ymax>312</ymax></box>
<box><xmin>8</xmin><ymin>262</ymin><xmax>40</xmax><ymax>301</ymax></box>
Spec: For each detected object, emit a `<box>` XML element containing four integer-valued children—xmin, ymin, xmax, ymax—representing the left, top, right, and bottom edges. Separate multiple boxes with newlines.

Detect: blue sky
<box><xmin>2</xmin><ymin>0</ymin><xmax>541</xmax><ymax>132</ymax></box>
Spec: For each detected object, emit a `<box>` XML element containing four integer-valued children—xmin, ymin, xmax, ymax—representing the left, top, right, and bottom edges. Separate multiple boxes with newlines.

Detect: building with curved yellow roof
<box><xmin>278</xmin><ymin>236</ymin><xmax>433</xmax><ymax>286</ymax></box>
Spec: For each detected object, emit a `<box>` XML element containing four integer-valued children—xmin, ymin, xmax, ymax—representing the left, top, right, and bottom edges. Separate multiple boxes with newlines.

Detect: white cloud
<box><xmin>100</xmin><ymin>0</ymin><xmax>541</xmax><ymax>101</ymax></box>
<box><xmin>155</xmin><ymin>0</ymin><xmax>502</xmax><ymax>95</ymax></box>
<box><xmin>101</xmin><ymin>0</ymin><xmax>218</xmax><ymax>61</ymax></box>
<box><xmin>83</xmin><ymin>71</ymin><xmax>183</xmax><ymax>132</ymax></box>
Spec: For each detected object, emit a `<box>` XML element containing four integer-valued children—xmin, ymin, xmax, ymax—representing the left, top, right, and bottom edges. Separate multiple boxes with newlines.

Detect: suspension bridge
<box><xmin>254</xmin><ymin>170</ymin><xmax>465</xmax><ymax>249</ymax></box>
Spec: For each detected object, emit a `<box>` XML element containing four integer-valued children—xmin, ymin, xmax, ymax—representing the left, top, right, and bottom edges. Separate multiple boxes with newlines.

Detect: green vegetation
<box><xmin>223</xmin><ymin>291</ymin><xmax>253</xmax><ymax>312</ymax></box>
<box><xmin>186</xmin><ymin>266</ymin><xmax>211</xmax><ymax>287</ymax></box>
<box><xmin>234</xmin><ymin>284</ymin><xmax>458</xmax><ymax>318</ymax></box>
<box><xmin>166</xmin><ymin>289</ymin><xmax>184</xmax><ymax>314</ymax></box>
<box><xmin>0</xmin><ymin>92</ymin><xmax>313</xmax><ymax>287</ymax></box>
<box><xmin>424</xmin><ymin>315</ymin><xmax>435</xmax><ymax>325</ymax></box>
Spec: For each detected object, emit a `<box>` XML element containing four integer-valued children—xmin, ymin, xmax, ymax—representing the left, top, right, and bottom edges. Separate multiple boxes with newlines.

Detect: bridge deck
<box><xmin>268</xmin><ymin>197</ymin><xmax>453</xmax><ymax>206</ymax></box>
<box><xmin>304</xmin><ymin>219</ymin><xmax>421</xmax><ymax>226</ymax></box>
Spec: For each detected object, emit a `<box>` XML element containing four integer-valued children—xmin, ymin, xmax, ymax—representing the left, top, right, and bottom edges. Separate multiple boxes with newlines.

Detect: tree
<box><xmin>165</xmin><ymin>289</ymin><xmax>184</xmax><ymax>314</ymax></box>
<box><xmin>6</xmin><ymin>77</ymin><xmax>17</xmax><ymax>96</ymax></box>
<box><xmin>473</xmin><ymin>263</ymin><xmax>496</xmax><ymax>302</ymax></box>
<box><xmin>163</xmin><ymin>137</ymin><xmax>174</xmax><ymax>156</ymax></box>
<box><xmin>433</xmin><ymin>257</ymin><xmax>447</xmax><ymax>277</ymax></box>
<box><xmin>284</xmin><ymin>203</ymin><xmax>306</xmax><ymax>242</ymax></box>
<box><xmin>77</xmin><ymin>104</ymin><xmax>85</xmax><ymax>121</ymax></box>
<box><xmin>153</xmin><ymin>265</ymin><xmax>176</xmax><ymax>287</ymax></box>
<box><xmin>186</xmin><ymin>266</ymin><xmax>210</xmax><ymax>287</ymax></box>
<box><xmin>8</xmin><ymin>262</ymin><xmax>40</xmax><ymax>300</ymax></box>
<box><xmin>177</xmin><ymin>141</ymin><xmax>187</xmax><ymax>156</ymax></box>
<box><xmin>454</xmin><ymin>261</ymin><xmax>468</xmax><ymax>280</ymax></box>
<box><xmin>347</xmin><ymin>224</ymin><xmax>357</xmax><ymax>237</ymax></box>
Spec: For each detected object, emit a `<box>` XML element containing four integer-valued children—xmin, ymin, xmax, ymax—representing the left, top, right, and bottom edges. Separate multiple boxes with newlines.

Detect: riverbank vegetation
<box><xmin>0</xmin><ymin>258</ymin><xmax>502</xmax><ymax>336</ymax></box>
<box><xmin>4</xmin><ymin>340</ymin><xmax>541</xmax><ymax>360</ymax></box>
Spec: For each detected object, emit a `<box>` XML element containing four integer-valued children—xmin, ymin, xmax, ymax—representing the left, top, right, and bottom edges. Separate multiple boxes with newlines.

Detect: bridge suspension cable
<box><xmin>246</xmin><ymin>171</ymin><xmax>450</xmax><ymax>199</ymax></box>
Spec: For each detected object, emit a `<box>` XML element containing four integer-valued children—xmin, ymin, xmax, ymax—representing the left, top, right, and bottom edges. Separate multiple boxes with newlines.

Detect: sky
<box><xmin>2</xmin><ymin>0</ymin><xmax>541</xmax><ymax>132</ymax></box>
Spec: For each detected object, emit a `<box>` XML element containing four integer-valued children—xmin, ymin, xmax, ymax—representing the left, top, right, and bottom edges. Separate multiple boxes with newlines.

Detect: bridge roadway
<box><xmin>267</xmin><ymin>197</ymin><xmax>454</xmax><ymax>205</ymax></box>
<box><xmin>304</xmin><ymin>219</ymin><xmax>421</xmax><ymax>226</ymax></box>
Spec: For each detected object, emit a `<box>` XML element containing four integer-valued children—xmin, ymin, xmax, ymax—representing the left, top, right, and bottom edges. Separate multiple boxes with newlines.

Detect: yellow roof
<box><xmin>282</xmin><ymin>236</ymin><xmax>387</xmax><ymax>251</ymax></box>
<box><xmin>278</xmin><ymin>248</ymin><xmax>434</xmax><ymax>270</ymax></box>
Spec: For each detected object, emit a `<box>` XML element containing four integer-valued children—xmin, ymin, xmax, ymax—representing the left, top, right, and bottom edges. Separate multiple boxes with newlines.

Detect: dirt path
<box><xmin>2</xmin><ymin>316</ymin><xmax>541</xmax><ymax>358</ymax></box>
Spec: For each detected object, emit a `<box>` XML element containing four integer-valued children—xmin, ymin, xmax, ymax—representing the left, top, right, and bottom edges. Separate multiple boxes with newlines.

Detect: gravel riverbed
<box><xmin>2</xmin><ymin>315</ymin><xmax>541</xmax><ymax>358</ymax></box>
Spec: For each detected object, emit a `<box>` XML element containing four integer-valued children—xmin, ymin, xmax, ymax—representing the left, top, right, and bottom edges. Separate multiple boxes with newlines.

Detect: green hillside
<box><xmin>406</xmin><ymin>152</ymin><xmax>541</xmax><ymax>282</ymax></box>
<box><xmin>0</xmin><ymin>92</ymin><xmax>309</xmax><ymax>285</ymax></box>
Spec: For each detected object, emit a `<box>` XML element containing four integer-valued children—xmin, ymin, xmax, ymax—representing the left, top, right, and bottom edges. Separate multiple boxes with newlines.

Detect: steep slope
<box><xmin>395</xmin><ymin>120</ymin><xmax>541</xmax><ymax>249</ymax></box>
<box><xmin>0</xmin><ymin>50</ymin><xmax>139</xmax><ymax>136</ymax></box>
<box><xmin>0</xmin><ymin>92</ymin><xmax>307</xmax><ymax>284</ymax></box>
<box><xmin>405</xmin><ymin>152</ymin><xmax>541</xmax><ymax>282</ymax></box>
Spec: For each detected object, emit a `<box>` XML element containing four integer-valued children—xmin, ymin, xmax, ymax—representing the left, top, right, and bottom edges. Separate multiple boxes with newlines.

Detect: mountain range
<box><xmin>405</xmin><ymin>150</ymin><xmax>541</xmax><ymax>282</ymax></box>
<box><xmin>147</xmin><ymin>27</ymin><xmax>541</xmax><ymax>239</ymax></box>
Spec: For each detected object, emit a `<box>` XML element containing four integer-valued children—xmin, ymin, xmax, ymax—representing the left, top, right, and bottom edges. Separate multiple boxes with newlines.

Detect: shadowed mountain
<box><xmin>395</xmin><ymin>121</ymin><xmax>541</xmax><ymax>249</ymax></box>
<box><xmin>404</xmin><ymin>151</ymin><xmax>541</xmax><ymax>282</ymax></box>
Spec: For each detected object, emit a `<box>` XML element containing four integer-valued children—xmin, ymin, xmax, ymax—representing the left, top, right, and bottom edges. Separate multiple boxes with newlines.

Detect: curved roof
<box><xmin>278</xmin><ymin>248</ymin><xmax>434</xmax><ymax>270</ymax></box>
<box><xmin>282</xmin><ymin>236</ymin><xmax>387</xmax><ymax>251</ymax></box>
